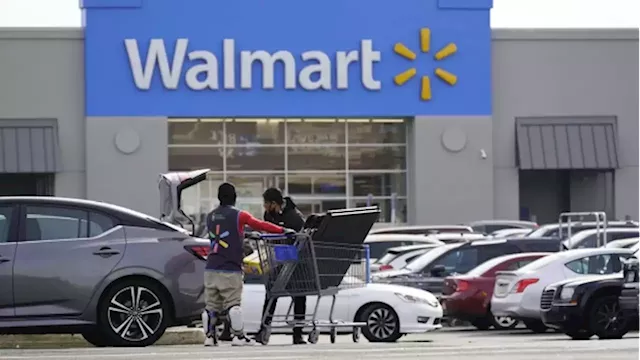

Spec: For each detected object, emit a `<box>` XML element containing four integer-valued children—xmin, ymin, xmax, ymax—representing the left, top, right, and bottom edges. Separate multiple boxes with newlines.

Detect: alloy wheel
<box><xmin>367</xmin><ymin>307</ymin><xmax>398</xmax><ymax>340</ymax></box>
<box><xmin>107</xmin><ymin>286</ymin><xmax>164</xmax><ymax>342</ymax></box>
<box><xmin>494</xmin><ymin>316</ymin><xmax>517</xmax><ymax>328</ymax></box>
<box><xmin>594</xmin><ymin>301</ymin><xmax>624</xmax><ymax>334</ymax></box>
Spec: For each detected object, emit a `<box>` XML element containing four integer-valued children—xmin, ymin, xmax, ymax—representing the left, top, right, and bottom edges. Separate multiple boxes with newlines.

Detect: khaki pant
<box><xmin>204</xmin><ymin>271</ymin><xmax>243</xmax><ymax>313</ymax></box>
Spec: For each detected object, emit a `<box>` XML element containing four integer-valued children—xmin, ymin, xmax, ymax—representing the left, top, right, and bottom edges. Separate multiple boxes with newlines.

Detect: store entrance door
<box><xmin>0</xmin><ymin>174</ymin><xmax>54</xmax><ymax>196</ymax></box>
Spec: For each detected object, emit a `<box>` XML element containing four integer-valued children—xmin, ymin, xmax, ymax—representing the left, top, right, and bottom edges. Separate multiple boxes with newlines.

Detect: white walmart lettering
<box><xmin>124</xmin><ymin>39</ymin><xmax>381</xmax><ymax>91</ymax></box>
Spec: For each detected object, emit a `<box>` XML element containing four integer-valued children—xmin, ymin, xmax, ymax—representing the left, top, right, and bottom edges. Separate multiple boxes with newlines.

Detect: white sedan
<box><xmin>490</xmin><ymin>248</ymin><xmax>632</xmax><ymax>333</ymax></box>
<box><xmin>240</xmin><ymin>276</ymin><xmax>443</xmax><ymax>342</ymax></box>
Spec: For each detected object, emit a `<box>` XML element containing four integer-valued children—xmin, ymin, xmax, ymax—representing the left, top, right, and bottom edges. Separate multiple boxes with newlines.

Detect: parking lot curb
<box><xmin>0</xmin><ymin>328</ymin><xmax>205</xmax><ymax>349</ymax></box>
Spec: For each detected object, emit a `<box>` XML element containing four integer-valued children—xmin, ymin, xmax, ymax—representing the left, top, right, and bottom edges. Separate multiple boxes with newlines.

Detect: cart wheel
<box><xmin>329</xmin><ymin>327</ymin><xmax>337</xmax><ymax>344</ymax></box>
<box><xmin>308</xmin><ymin>328</ymin><xmax>319</xmax><ymax>344</ymax></box>
<box><xmin>352</xmin><ymin>327</ymin><xmax>361</xmax><ymax>343</ymax></box>
<box><xmin>260</xmin><ymin>327</ymin><xmax>272</xmax><ymax>345</ymax></box>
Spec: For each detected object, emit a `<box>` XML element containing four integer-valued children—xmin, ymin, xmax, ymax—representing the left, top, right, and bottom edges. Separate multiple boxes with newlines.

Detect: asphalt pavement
<box><xmin>0</xmin><ymin>328</ymin><xmax>637</xmax><ymax>360</ymax></box>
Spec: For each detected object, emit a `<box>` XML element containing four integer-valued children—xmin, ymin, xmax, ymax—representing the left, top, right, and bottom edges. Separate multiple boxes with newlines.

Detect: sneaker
<box><xmin>204</xmin><ymin>336</ymin><xmax>217</xmax><ymax>347</ymax></box>
<box><xmin>232</xmin><ymin>335</ymin><xmax>256</xmax><ymax>347</ymax></box>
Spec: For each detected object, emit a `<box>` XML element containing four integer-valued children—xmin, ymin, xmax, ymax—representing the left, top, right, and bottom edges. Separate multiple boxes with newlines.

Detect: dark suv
<box><xmin>372</xmin><ymin>237</ymin><xmax>562</xmax><ymax>296</ymax></box>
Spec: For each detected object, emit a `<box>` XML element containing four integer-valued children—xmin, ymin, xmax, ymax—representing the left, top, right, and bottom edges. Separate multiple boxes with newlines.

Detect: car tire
<box><xmin>81</xmin><ymin>328</ymin><xmax>111</xmax><ymax>347</ymax></box>
<box><xmin>565</xmin><ymin>328</ymin><xmax>593</xmax><ymax>340</ymax></box>
<box><xmin>588</xmin><ymin>295</ymin><xmax>629</xmax><ymax>340</ymax></box>
<box><xmin>490</xmin><ymin>313</ymin><xmax>519</xmax><ymax>330</ymax></box>
<box><xmin>471</xmin><ymin>318</ymin><xmax>492</xmax><ymax>331</ymax></box>
<box><xmin>97</xmin><ymin>278</ymin><xmax>171</xmax><ymax>347</ymax></box>
<box><xmin>523</xmin><ymin>319</ymin><xmax>548</xmax><ymax>333</ymax></box>
<box><xmin>360</xmin><ymin>304</ymin><xmax>402</xmax><ymax>343</ymax></box>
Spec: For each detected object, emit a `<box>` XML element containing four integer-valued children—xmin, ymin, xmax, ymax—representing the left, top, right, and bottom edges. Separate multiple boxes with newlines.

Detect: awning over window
<box><xmin>0</xmin><ymin>119</ymin><xmax>61</xmax><ymax>173</ymax></box>
<box><xmin>516</xmin><ymin>117</ymin><xmax>619</xmax><ymax>170</ymax></box>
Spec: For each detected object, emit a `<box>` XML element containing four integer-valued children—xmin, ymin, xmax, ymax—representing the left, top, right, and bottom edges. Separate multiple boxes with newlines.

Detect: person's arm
<box><xmin>239</xmin><ymin>211</ymin><xmax>284</xmax><ymax>234</ymax></box>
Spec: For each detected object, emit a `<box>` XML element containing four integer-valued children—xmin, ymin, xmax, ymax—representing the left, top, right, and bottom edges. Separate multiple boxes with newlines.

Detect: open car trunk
<box><xmin>159</xmin><ymin>168</ymin><xmax>209</xmax><ymax>236</ymax></box>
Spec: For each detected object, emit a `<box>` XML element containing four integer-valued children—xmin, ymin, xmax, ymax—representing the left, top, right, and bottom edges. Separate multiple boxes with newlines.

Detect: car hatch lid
<box><xmin>159</xmin><ymin>168</ymin><xmax>210</xmax><ymax>234</ymax></box>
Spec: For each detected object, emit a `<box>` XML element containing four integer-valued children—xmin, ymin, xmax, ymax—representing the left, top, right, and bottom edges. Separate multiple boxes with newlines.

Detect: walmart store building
<box><xmin>0</xmin><ymin>0</ymin><xmax>638</xmax><ymax>225</ymax></box>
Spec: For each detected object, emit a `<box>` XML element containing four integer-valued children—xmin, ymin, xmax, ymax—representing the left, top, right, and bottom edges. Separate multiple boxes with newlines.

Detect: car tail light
<box><xmin>185</xmin><ymin>245</ymin><xmax>209</xmax><ymax>261</ymax></box>
<box><xmin>514</xmin><ymin>278</ymin><xmax>539</xmax><ymax>293</ymax></box>
<box><xmin>378</xmin><ymin>264</ymin><xmax>394</xmax><ymax>271</ymax></box>
<box><xmin>455</xmin><ymin>280</ymin><xmax>469</xmax><ymax>292</ymax></box>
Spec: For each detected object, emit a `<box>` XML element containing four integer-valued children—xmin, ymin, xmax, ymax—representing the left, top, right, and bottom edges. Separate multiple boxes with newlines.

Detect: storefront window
<box><xmin>351</xmin><ymin>173</ymin><xmax>406</xmax><ymax>197</ymax></box>
<box><xmin>288</xmin><ymin>174</ymin><xmax>346</xmax><ymax>195</ymax></box>
<box><xmin>287</xmin><ymin>119</ymin><xmax>346</xmax><ymax>144</ymax></box>
<box><xmin>168</xmin><ymin>118</ymin><xmax>408</xmax><ymax>224</ymax></box>
<box><xmin>288</xmin><ymin>146</ymin><xmax>346</xmax><ymax>171</ymax></box>
<box><xmin>348</xmin><ymin>146</ymin><xmax>406</xmax><ymax>170</ymax></box>
<box><xmin>225</xmin><ymin>146</ymin><xmax>285</xmax><ymax>171</ymax></box>
<box><xmin>225</xmin><ymin>118</ymin><xmax>285</xmax><ymax>145</ymax></box>
<box><xmin>168</xmin><ymin>146</ymin><xmax>224</xmax><ymax>171</ymax></box>
<box><xmin>347</xmin><ymin>119</ymin><xmax>406</xmax><ymax>144</ymax></box>
<box><xmin>168</xmin><ymin>119</ymin><xmax>224</xmax><ymax>145</ymax></box>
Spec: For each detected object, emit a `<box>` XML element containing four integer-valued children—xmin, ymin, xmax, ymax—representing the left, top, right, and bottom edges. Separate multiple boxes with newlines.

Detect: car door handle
<box><xmin>93</xmin><ymin>247</ymin><xmax>121</xmax><ymax>257</ymax></box>
<box><xmin>0</xmin><ymin>257</ymin><xmax>10</xmax><ymax>264</ymax></box>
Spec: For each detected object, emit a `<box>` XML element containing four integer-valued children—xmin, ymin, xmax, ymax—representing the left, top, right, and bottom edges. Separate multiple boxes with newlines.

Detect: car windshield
<box><xmin>403</xmin><ymin>244</ymin><xmax>460</xmax><ymax>271</ymax></box>
<box><xmin>466</xmin><ymin>256</ymin><xmax>512</xmax><ymax>277</ymax></box>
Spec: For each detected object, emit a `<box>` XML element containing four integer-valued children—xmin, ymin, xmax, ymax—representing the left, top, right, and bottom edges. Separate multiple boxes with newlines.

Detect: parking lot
<box><xmin>0</xmin><ymin>328</ymin><xmax>637</xmax><ymax>360</ymax></box>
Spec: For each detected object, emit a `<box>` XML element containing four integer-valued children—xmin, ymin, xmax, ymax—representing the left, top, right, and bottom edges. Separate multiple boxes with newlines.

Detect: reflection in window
<box><xmin>169</xmin><ymin>147</ymin><xmax>224</xmax><ymax>171</ymax></box>
<box><xmin>348</xmin><ymin>146</ymin><xmax>406</xmax><ymax>170</ymax></box>
<box><xmin>352</xmin><ymin>198</ymin><xmax>407</xmax><ymax>223</ymax></box>
<box><xmin>168</xmin><ymin>119</ymin><xmax>224</xmax><ymax>145</ymax></box>
<box><xmin>288</xmin><ymin>175</ymin><xmax>346</xmax><ymax>195</ymax></box>
<box><xmin>347</xmin><ymin>119</ymin><xmax>406</xmax><ymax>144</ymax></box>
<box><xmin>227</xmin><ymin>175</ymin><xmax>285</xmax><ymax>198</ymax></box>
<box><xmin>225</xmin><ymin>119</ymin><xmax>285</xmax><ymax>145</ymax></box>
<box><xmin>226</xmin><ymin>146</ymin><xmax>285</xmax><ymax>171</ymax></box>
<box><xmin>288</xmin><ymin>146</ymin><xmax>346</xmax><ymax>171</ymax></box>
<box><xmin>351</xmin><ymin>173</ymin><xmax>406</xmax><ymax>196</ymax></box>
<box><xmin>287</xmin><ymin>119</ymin><xmax>345</xmax><ymax>144</ymax></box>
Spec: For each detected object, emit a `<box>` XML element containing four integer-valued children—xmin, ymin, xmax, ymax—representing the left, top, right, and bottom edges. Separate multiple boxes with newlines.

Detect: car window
<box><xmin>0</xmin><ymin>206</ymin><xmax>13</xmax><ymax>243</ymax></box>
<box><xmin>376</xmin><ymin>252</ymin><xmax>399</xmax><ymax>265</ymax></box>
<box><xmin>426</xmin><ymin>247</ymin><xmax>478</xmax><ymax>276</ymax></box>
<box><xmin>484</xmin><ymin>224</ymin><xmax>514</xmax><ymax>233</ymax></box>
<box><xmin>565</xmin><ymin>254</ymin><xmax>622</xmax><ymax>275</ymax></box>
<box><xmin>404</xmin><ymin>253</ymin><xmax>423</xmax><ymax>264</ymax></box>
<box><xmin>481</xmin><ymin>243</ymin><xmax>520</xmax><ymax>261</ymax></box>
<box><xmin>610</xmin><ymin>232</ymin><xmax>640</xmax><ymax>242</ymax></box>
<box><xmin>24</xmin><ymin>206</ymin><xmax>89</xmax><ymax>241</ymax></box>
<box><xmin>575</xmin><ymin>234</ymin><xmax>599</xmax><ymax>249</ymax></box>
<box><xmin>88</xmin><ymin>212</ymin><xmax>117</xmax><ymax>237</ymax></box>
<box><xmin>522</xmin><ymin>241</ymin><xmax>561</xmax><ymax>252</ymax></box>
<box><xmin>505</xmin><ymin>260</ymin><xmax>522</xmax><ymax>271</ymax></box>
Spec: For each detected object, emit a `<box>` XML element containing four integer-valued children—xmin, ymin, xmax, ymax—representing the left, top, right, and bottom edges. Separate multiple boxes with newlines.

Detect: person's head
<box><xmin>217</xmin><ymin>182</ymin><xmax>237</xmax><ymax>206</ymax></box>
<box><xmin>262</xmin><ymin>187</ymin><xmax>284</xmax><ymax>213</ymax></box>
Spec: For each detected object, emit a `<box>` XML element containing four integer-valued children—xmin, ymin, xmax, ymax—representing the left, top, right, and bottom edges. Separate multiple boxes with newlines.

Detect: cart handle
<box><xmin>246</xmin><ymin>232</ymin><xmax>295</xmax><ymax>241</ymax></box>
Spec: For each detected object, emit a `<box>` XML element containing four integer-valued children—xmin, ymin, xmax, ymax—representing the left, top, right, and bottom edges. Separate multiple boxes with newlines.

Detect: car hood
<box><xmin>362</xmin><ymin>283</ymin><xmax>440</xmax><ymax>304</ymax></box>
<box><xmin>550</xmin><ymin>274</ymin><xmax>622</xmax><ymax>289</ymax></box>
<box><xmin>371</xmin><ymin>269</ymin><xmax>413</xmax><ymax>279</ymax></box>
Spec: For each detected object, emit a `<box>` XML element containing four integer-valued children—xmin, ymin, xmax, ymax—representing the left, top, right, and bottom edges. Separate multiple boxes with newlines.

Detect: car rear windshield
<box><xmin>403</xmin><ymin>243</ymin><xmax>461</xmax><ymax>271</ymax></box>
<box><xmin>466</xmin><ymin>256</ymin><xmax>512</xmax><ymax>277</ymax></box>
<box><xmin>376</xmin><ymin>252</ymin><xmax>400</xmax><ymax>265</ymax></box>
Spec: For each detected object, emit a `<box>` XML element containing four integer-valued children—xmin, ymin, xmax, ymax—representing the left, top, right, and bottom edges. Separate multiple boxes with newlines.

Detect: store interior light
<box><xmin>346</xmin><ymin>119</ymin><xmax>371</xmax><ymax>123</ymax></box>
<box><xmin>268</xmin><ymin>119</ymin><xmax>285</xmax><ymax>123</ymax></box>
<box><xmin>304</xmin><ymin>118</ymin><xmax>336</xmax><ymax>123</ymax></box>
<box><xmin>286</xmin><ymin>118</ymin><xmax>303</xmax><ymax>123</ymax></box>
<box><xmin>169</xmin><ymin>118</ymin><xmax>198</xmax><ymax>123</ymax></box>
<box><xmin>372</xmin><ymin>119</ymin><xmax>404</xmax><ymax>123</ymax></box>
<box><xmin>234</xmin><ymin>118</ymin><xmax>268</xmax><ymax>123</ymax></box>
<box><xmin>200</xmin><ymin>118</ymin><xmax>224</xmax><ymax>122</ymax></box>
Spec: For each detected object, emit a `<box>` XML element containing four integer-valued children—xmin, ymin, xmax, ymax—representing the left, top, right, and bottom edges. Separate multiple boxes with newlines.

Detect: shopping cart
<box><xmin>248</xmin><ymin>231</ymin><xmax>369</xmax><ymax>345</ymax></box>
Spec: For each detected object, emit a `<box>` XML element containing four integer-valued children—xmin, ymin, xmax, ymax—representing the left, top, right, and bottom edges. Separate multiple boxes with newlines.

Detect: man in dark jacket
<box><xmin>255</xmin><ymin>188</ymin><xmax>307</xmax><ymax>344</ymax></box>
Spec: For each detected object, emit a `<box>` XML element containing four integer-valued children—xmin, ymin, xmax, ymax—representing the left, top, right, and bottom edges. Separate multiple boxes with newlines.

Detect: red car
<box><xmin>441</xmin><ymin>252</ymin><xmax>550</xmax><ymax>330</ymax></box>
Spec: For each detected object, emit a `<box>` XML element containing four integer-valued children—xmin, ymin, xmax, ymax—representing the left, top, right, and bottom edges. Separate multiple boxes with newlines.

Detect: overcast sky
<box><xmin>0</xmin><ymin>0</ymin><xmax>638</xmax><ymax>28</ymax></box>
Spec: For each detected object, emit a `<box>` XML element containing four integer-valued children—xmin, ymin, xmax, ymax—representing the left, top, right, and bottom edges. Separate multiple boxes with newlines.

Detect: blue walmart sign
<box><xmin>81</xmin><ymin>0</ymin><xmax>492</xmax><ymax>117</ymax></box>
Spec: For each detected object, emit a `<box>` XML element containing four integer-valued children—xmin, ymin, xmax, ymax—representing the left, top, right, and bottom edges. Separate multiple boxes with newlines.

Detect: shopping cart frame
<box><xmin>250</xmin><ymin>232</ymin><xmax>368</xmax><ymax>345</ymax></box>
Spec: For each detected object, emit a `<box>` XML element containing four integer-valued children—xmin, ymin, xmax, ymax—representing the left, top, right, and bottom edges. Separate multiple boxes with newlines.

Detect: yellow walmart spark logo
<box><xmin>393</xmin><ymin>28</ymin><xmax>458</xmax><ymax>101</ymax></box>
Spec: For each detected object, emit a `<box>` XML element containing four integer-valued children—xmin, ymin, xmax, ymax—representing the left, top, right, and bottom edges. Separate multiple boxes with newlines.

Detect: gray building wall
<box><xmin>0</xmin><ymin>29</ymin><xmax>85</xmax><ymax>198</ymax></box>
<box><xmin>492</xmin><ymin>29</ymin><xmax>639</xmax><ymax>221</ymax></box>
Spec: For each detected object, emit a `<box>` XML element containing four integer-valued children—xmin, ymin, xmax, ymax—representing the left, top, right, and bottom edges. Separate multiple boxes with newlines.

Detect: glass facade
<box><xmin>168</xmin><ymin>118</ymin><xmax>408</xmax><ymax>223</ymax></box>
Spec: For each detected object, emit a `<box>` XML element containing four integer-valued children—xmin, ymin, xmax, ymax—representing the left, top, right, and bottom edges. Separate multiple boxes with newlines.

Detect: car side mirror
<box><xmin>430</xmin><ymin>264</ymin><xmax>446</xmax><ymax>277</ymax></box>
<box><xmin>622</xmin><ymin>256</ymin><xmax>640</xmax><ymax>283</ymax></box>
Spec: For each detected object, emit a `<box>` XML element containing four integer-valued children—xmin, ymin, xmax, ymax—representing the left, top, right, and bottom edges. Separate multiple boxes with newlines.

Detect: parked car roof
<box><xmin>428</xmin><ymin>233</ymin><xmax>486</xmax><ymax>243</ymax></box>
<box><xmin>467</xmin><ymin>220</ymin><xmax>538</xmax><ymax>228</ymax></box>
<box><xmin>383</xmin><ymin>243</ymin><xmax>443</xmax><ymax>254</ymax></box>
<box><xmin>605</xmin><ymin>237</ymin><xmax>640</xmax><ymax>249</ymax></box>
<box><xmin>364</xmin><ymin>234</ymin><xmax>444</xmax><ymax>244</ymax></box>
<box><xmin>369</xmin><ymin>224</ymin><xmax>474</xmax><ymax>235</ymax></box>
<box><xmin>526</xmin><ymin>220</ymin><xmax>639</xmax><ymax>238</ymax></box>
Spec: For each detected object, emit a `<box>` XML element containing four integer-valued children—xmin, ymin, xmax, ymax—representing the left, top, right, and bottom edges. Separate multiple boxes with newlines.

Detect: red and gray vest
<box><xmin>205</xmin><ymin>205</ymin><xmax>243</xmax><ymax>272</ymax></box>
